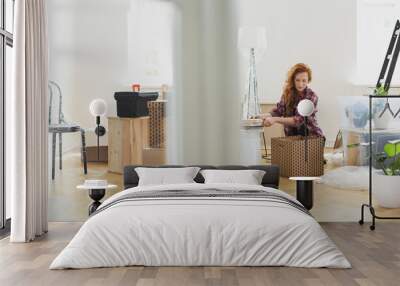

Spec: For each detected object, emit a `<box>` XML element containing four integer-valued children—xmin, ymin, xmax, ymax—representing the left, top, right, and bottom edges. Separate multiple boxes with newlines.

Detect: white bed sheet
<box><xmin>50</xmin><ymin>183</ymin><xmax>351</xmax><ymax>269</ymax></box>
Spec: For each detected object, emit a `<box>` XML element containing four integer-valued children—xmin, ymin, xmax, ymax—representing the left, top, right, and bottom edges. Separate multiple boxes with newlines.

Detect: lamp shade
<box><xmin>89</xmin><ymin>99</ymin><xmax>107</xmax><ymax>117</ymax></box>
<box><xmin>298</xmin><ymin>99</ymin><xmax>314</xmax><ymax>117</ymax></box>
<box><xmin>238</xmin><ymin>26</ymin><xmax>267</xmax><ymax>49</ymax></box>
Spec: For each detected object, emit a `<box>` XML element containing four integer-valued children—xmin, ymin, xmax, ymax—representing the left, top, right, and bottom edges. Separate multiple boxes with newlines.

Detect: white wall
<box><xmin>127</xmin><ymin>1</ymin><xmax>175</xmax><ymax>86</ymax></box>
<box><xmin>237</xmin><ymin>0</ymin><xmax>358</xmax><ymax>145</ymax></box>
<box><xmin>49</xmin><ymin>0</ymin><xmax>360</xmax><ymax>163</ymax></box>
<box><xmin>48</xmin><ymin>0</ymin><xmax>241</xmax><ymax>165</ymax></box>
<box><xmin>356</xmin><ymin>0</ymin><xmax>400</xmax><ymax>86</ymax></box>
<box><xmin>48</xmin><ymin>0</ymin><xmax>175</xmax><ymax>151</ymax></box>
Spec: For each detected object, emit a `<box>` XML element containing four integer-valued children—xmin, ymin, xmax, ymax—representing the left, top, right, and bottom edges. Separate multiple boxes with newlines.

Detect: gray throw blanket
<box><xmin>91</xmin><ymin>189</ymin><xmax>311</xmax><ymax>217</ymax></box>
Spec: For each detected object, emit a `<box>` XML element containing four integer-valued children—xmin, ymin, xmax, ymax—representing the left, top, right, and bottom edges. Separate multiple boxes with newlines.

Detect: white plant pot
<box><xmin>373</xmin><ymin>171</ymin><xmax>400</xmax><ymax>208</ymax></box>
<box><xmin>373</xmin><ymin>110</ymin><xmax>391</xmax><ymax>129</ymax></box>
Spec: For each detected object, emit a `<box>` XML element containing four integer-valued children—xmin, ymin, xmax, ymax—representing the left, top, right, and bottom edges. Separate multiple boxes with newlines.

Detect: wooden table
<box><xmin>107</xmin><ymin>117</ymin><xmax>149</xmax><ymax>173</ymax></box>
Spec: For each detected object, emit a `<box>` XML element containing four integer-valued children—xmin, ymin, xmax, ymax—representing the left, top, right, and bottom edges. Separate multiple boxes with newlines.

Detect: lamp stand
<box><xmin>96</xmin><ymin>116</ymin><xmax>100</xmax><ymax>161</ymax></box>
<box><xmin>242</xmin><ymin>47</ymin><xmax>261</xmax><ymax>119</ymax></box>
<box><xmin>304</xmin><ymin>117</ymin><xmax>308</xmax><ymax>162</ymax></box>
<box><xmin>93</xmin><ymin>117</ymin><xmax>106</xmax><ymax>162</ymax></box>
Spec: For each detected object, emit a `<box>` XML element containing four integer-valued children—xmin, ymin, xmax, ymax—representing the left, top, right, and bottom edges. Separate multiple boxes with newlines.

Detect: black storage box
<box><xmin>114</xmin><ymin>92</ymin><xmax>159</xmax><ymax>117</ymax></box>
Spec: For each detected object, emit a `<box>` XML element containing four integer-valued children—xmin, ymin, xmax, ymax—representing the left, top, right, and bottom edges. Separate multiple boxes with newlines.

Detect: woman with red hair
<box><xmin>257</xmin><ymin>63</ymin><xmax>324</xmax><ymax>137</ymax></box>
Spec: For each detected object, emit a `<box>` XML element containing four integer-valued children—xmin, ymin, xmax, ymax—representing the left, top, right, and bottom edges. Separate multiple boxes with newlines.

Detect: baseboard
<box><xmin>60</xmin><ymin>144</ymin><xmax>81</xmax><ymax>156</ymax></box>
<box><xmin>48</xmin><ymin>143</ymin><xmax>81</xmax><ymax>159</ymax></box>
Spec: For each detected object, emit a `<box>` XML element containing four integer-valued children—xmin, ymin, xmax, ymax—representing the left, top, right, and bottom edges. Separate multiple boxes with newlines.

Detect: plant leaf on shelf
<box><xmin>374</xmin><ymin>85</ymin><xmax>388</xmax><ymax>96</ymax></box>
<box><xmin>383</xmin><ymin>142</ymin><xmax>400</xmax><ymax>156</ymax></box>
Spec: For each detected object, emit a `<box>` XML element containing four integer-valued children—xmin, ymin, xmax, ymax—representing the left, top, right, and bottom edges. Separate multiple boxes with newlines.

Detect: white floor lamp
<box><xmin>238</xmin><ymin>26</ymin><xmax>267</xmax><ymax>121</ymax></box>
<box><xmin>238</xmin><ymin>27</ymin><xmax>267</xmax><ymax>164</ymax></box>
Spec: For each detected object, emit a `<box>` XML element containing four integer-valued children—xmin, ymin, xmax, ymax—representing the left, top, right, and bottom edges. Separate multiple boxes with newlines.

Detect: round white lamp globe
<box><xmin>298</xmin><ymin>99</ymin><xmax>314</xmax><ymax>117</ymax></box>
<box><xmin>89</xmin><ymin>99</ymin><xmax>107</xmax><ymax>117</ymax></box>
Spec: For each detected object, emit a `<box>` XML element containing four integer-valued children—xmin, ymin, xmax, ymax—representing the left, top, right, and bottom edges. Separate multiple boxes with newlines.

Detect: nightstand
<box><xmin>289</xmin><ymin>177</ymin><xmax>320</xmax><ymax>210</ymax></box>
<box><xmin>77</xmin><ymin>183</ymin><xmax>117</xmax><ymax>215</ymax></box>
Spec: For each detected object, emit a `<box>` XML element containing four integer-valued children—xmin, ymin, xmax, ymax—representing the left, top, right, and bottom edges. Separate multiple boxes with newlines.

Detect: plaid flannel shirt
<box><xmin>270</xmin><ymin>87</ymin><xmax>324</xmax><ymax>137</ymax></box>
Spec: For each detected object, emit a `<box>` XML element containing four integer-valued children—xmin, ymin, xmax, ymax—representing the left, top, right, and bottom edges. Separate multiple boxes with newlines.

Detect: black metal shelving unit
<box><xmin>359</xmin><ymin>95</ymin><xmax>400</xmax><ymax>230</ymax></box>
<box><xmin>359</xmin><ymin>19</ymin><xmax>400</xmax><ymax>230</ymax></box>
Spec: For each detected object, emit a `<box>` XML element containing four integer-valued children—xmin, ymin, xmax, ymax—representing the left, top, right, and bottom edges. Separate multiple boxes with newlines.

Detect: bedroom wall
<box><xmin>48</xmin><ymin>0</ymin><xmax>241</xmax><ymax>165</ymax></box>
<box><xmin>237</xmin><ymin>0</ymin><xmax>358</xmax><ymax>146</ymax></box>
<box><xmin>48</xmin><ymin>0</ymin><xmax>361</xmax><ymax>163</ymax></box>
<box><xmin>47</xmin><ymin>0</ymin><xmax>175</xmax><ymax>152</ymax></box>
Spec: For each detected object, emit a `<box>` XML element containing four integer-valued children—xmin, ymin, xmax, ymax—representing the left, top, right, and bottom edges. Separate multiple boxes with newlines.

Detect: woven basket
<box><xmin>271</xmin><ymin>136</ymin><xmax>324</xmax><ymax>177</ymax></box>
<box><xmin>148</xmin><ymin>101</ymin><xmax>166</xmax><ymax>148</ymax></box>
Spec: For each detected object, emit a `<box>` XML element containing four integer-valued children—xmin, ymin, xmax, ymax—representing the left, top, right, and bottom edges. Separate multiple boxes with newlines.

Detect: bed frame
<box><xmin>123</xmin><ymin>165</ymin><xmax>280</xmax><ymax>189</ymax></box>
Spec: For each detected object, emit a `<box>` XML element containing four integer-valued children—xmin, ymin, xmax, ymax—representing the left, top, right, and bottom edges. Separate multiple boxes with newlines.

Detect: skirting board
<box><xmin>84</xmin><ymin>146</ymin><xmax>108</xmax><ymax>162</ymax></box>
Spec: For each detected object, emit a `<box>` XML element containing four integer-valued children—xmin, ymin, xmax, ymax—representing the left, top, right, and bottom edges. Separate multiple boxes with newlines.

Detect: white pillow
<box><xmin>200</xmin><ymin>169</ymin><xmax>266</xmax><ymax>185</ymax></box>
<box><xmin>135</xmin><ymin>167</ymin><xmax>201</xmax><ymax>186</ymax></box>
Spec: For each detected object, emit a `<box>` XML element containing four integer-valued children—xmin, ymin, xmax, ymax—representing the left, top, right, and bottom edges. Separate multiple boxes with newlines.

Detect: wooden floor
<box><xmin>48</xmin><ymin>151</ymin><xmax>400</xmax><ymax>222</ymax></box>
<box><xmin>1</xmin><ymin>222</ymin><xmax>400</xmax><ymax>286</ymax></box>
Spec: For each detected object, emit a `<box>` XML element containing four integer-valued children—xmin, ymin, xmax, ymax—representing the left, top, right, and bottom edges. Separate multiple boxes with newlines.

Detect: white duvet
<box><xmin>50</xmin><ymin>183</ymin><xmax>351</xmax><ymax>269</ymax></box>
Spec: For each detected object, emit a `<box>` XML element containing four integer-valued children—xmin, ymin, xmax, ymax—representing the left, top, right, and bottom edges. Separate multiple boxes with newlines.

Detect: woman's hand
<box><xmin>263</xmin><ymin>117</ymin><xmax>276</xmax><ymax>127</ymax></box>
<box><xmin>251</xmin><ymin>113</ymin><xmax>271</xmax><ymax>120</ymax></box>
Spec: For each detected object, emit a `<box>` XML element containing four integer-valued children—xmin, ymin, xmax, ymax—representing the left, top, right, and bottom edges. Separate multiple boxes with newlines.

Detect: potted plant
<box><xmin>374</xmin><ymin>140</ymin><xmax>400</xmax><ymax>208</ymax></box>
<box><xmin>372</xmin><ymin>85</ymin><xmax>391</xmax><ymax>129</ymax></box>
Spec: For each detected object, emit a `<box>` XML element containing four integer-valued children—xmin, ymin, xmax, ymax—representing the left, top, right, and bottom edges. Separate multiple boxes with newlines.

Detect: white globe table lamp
<box><xmin>90</xmin><ymin>99</ymin><xmax>107</xmax><ymax>117</ymax></box>
<box><xmin>89</xmin><ymin>99</ymin><xmax>107</xmax><ymax>160</ymax></box>
<box><xmin>298</xmin><ymin>99</ymin><xmax>314</xmax><ymax>117</ymax></box>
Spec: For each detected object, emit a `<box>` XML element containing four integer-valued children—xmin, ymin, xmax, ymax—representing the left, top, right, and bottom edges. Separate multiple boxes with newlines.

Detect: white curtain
<box><xmin>169</xmin><ymin>0</ymin><xmax>241</xmax><ymax>165</ymax></box>
<box><xmin>9</xmin><ymin>0</ymin><xmax>48</xmax><ymax>242</ymax></box>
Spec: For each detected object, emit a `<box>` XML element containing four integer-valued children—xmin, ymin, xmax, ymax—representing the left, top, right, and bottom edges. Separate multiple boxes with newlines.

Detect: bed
<box><xmin>50</xmin><ymin>165</ymin><xmax>351</xmax><ymax>269</ymax></box>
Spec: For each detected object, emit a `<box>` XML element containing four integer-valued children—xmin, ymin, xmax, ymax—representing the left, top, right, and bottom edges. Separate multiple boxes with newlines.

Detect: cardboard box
<box><xmin>143</xmin><ymin>148</ymin><xmax>166</xmax><ymax>165</ymax></box>
<box><xmin>148</xmin><ymin>101</ymin><xmax>166</xmax><ymax>148</ymax></box>
<box><xmin>83</xmin><ymin>146</ymin><xmax>108</xmax><ymax>163</ymax></box>
<box><xmin>271</xmin><ymin>136</ymin><xmax>324</xmax><ymax>177</ymax></box>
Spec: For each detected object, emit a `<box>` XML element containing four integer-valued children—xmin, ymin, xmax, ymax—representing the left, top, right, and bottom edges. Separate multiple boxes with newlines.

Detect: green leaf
<box><xmin>385</xmin><ymin>168</ymin><xmax>394</xmax><ymax>176</ymax></box>
<box><xmin>394</xmin><ymin>157</ymin><xmax>400</xmax><ymax>169</ymax></box>
<box><xmin>374</xmin><ymin>85</ymin><xmax>388</xmax><ymax>96</ymax></box>
<box><xmin>375</xmin><ymin>152</ymin><xmax>388</xmax><ymax>163</ymax></box>
<box><xmin>384</xmin><ymin>143</ymin><xmax>396</xmax><ymax>157</ymax></box>
<box><xmin>346</xmin><ymin>143</ymin><xmax>360</xmax><ymax>148</ymax></box>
